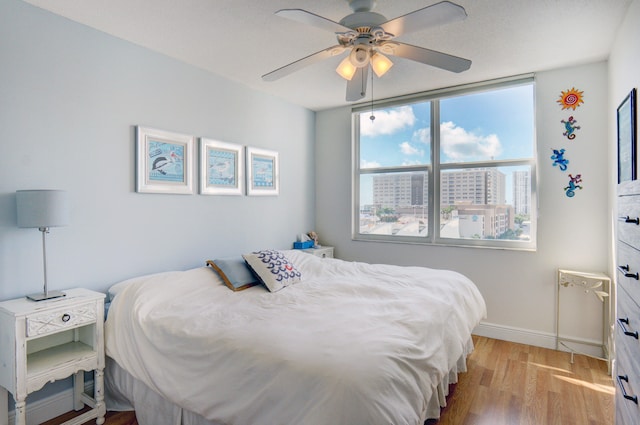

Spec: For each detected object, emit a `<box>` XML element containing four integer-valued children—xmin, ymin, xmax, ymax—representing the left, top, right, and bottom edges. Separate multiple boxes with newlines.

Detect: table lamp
<box><xmin>16</xmin><ymin>189</ymin><xmax>70</xmax><ymax>301</ymax></box>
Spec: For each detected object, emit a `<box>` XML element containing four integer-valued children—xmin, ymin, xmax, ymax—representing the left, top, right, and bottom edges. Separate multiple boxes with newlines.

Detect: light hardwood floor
<box><xmin>431</xmin><ymin>335</ymin><xmax>614</xmax><ymax>425</ymax></box>
<box><xmin>45</xmin><ymin>335</ymin><xmax>614</xmax><ymax>425</ymax></box>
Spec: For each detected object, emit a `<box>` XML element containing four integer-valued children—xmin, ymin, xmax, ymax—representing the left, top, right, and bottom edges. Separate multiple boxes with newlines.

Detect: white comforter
<box><xmin>105</xmin><ymin>250</ymin><xmax>486</xmax><ymax>425</ymax></box>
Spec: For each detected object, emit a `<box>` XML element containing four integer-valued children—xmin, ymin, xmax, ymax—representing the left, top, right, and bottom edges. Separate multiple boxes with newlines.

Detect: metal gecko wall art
<box><xmin>551</xmin><ymin>148</ymin><xmax>569</xmax><ymax>171</ymax></box>
<box><xmin>561</xmin><ymin>116</ymin><xmax>581</xmax><ymax>139</ymax></box>
<box><xmin>564</xmin><ymin>174</ymin><xmax>583</xmax><ymax>197</ymax></box>
<box><xmin>551</xmin><ymin>87</ymin><xmax>586</xmax><ymax>198</ymax></box>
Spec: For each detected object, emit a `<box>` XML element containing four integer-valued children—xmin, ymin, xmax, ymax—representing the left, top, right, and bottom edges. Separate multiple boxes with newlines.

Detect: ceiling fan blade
<box><xmin>262</xmin><ymin>45</ymin><xmax>345</xmax><ymax>82</ymax></box>
<box><xmin>276</xmin><ymin>9</ymin><xmax>353</xmax><ymax>33</ymax></box>
<box><xmin>346</xmin><ymin>66</ymin><xmax>369</xmax><ymax>102</ymax></box>
<box><xmin>382</xmin><ymin>42</ymin><xmax>471</xmax><ymax>73</ymax></box>
<box><xmin>380</xmin><ymin>1</ymin><xmax>467</xmax><ymax>38</ymax></box>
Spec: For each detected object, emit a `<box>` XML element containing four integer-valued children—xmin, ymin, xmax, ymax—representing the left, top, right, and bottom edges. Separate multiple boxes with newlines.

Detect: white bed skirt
<box><xmin>105</xmin><ymin>337</ymin><xmax>474</xmax><ymax>425</ymax></box>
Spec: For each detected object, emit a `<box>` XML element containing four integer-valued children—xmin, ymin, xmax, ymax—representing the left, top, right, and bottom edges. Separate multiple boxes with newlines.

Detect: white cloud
<box><xmin>402</xmin><ymin>159</ymin><xmax>424</xmax><ymax>166</ymax></box>
<box><xmin>412</xmin><ymin>127</ymin><xmax>431</xmax><ymax>144</ymax></box>
<box><xmin>440</xmin><ymin>121</ymin><xmax>502</xmax><ymax>161</ymax></box>
<box><xmin>360</xmin><ymin>106</ymin><xmax>416</xmax><ymax>137</ymax></box>
<box><xmin>399</xmin><ymin>141</ymin><xmax>423</xmax><ymax>156</ymax></box>
<box><xmin>360</xmin><ymin>159</ymin><xmax>381</xmax><ymax>169</ymax></box>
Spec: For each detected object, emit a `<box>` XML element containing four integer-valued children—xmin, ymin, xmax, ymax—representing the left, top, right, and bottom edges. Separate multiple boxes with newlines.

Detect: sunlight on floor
<box><xmin>554</xmin><ymin>374</ymin><xmax>615</xmax><ymax>394</ymax></box>
<box><xmin>528</xmin><ymin>362</ymin><xmax>573</xmax><ymax>374</ymax></box>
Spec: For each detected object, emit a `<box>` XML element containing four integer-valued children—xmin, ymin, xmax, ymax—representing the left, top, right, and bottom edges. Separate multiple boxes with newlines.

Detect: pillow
<box><xmin>206</xmin><ymin>257</ymin><xmax>259</xmax><ymax>291</ymax></box>
<box><xmin>242</xmin><ymin>250</ymin><xmax>302</xmax><ymax>292</ymax></box>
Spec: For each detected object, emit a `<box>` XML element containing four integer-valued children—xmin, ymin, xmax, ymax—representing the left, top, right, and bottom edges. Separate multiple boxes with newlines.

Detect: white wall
<box><xmin>316</xmin><ymin>62</ymin><xmax>611</xmax><ymax>349</ymax></box>
<box><xmin>0</xmin><ymin>0</ymin><xmax>316</xmax><ymax>302</ymax></box>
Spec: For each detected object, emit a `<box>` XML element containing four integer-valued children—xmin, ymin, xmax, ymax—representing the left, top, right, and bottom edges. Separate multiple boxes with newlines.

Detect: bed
<box><xmin>104</xmin><ymin>249</ymin><xmax>486</xmax><ymax>425</ymax></box>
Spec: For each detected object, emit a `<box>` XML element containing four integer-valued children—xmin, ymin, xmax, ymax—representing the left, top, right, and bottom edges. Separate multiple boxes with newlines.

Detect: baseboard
<box><xmin>8</xmin><ymin>382</ymin><xmax>93</xmax><ymax>425</ymax></box>
<box><xmin>473</xmin><ymin>321</ymin><xmax>608</xmax><ymax>358</ymax></box>
<box><xmin>473</xmin><ymin>321</ymin><xmax>558</xmax><ymax>350</ymax></box>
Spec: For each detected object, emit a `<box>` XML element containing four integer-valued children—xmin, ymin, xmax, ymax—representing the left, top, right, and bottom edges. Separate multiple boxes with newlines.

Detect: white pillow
<box><xmin>242</xmin><ymin>250</ymin><xmax>302</xmax><ymax>292</ymax></box>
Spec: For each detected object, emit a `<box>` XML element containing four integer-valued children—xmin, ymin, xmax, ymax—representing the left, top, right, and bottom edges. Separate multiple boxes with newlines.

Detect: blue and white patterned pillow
<box><xmin>242</xmin><ymin>250</ymin><xmax>302</xmax><ymax>292</ymax></box>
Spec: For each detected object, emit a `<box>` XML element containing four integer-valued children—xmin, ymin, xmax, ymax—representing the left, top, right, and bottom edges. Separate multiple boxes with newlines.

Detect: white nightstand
<box><xmin>301</xmin><ymin>246</ymin><xmax>334</xmax><ymax>259</ymax></box>
<box><xmin>0</xmin><ymin>288</ymin><xmax>106</xmax><ymax>425</ymax></box>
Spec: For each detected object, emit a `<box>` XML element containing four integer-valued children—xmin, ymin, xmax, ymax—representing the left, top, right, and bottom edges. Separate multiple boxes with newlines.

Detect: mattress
<box><xmin>104</xmin><ymin>250</ymin><xmax>486</xmax><ymax>425</ymax></box>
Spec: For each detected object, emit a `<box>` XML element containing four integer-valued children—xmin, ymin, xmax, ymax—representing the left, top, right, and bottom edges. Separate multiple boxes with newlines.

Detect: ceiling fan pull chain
<box><xmin>370</xmin><ymin>65</ymin><xmax>375</xmax><ymax>122</ymax></box>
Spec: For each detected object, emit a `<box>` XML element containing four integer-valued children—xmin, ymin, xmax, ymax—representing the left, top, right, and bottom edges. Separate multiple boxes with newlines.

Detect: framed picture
<box><xmin>246</xmin><ymin>147</ymin><xmax>279</xmax><ymax>196</ymax></box>
<box><xmin>136</xmin><ymin>126</ymin><xmax>194</xmax><ymax>194</ymax></box>
<box><xmin>199</xmin><ymin>138</ymin><xmax>244</xmax><ymax>195</ymax></box>
<box><xmin>618</xmin><ymin>88</ymin><xmax>637</xmax><ymax>183</ymax></box>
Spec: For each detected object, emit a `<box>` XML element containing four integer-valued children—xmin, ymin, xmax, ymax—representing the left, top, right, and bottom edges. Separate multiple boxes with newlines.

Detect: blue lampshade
<box><xmin>16</xmin><ymin>190</ymin><xmax>70</xmax><ymax>228</ymax></box>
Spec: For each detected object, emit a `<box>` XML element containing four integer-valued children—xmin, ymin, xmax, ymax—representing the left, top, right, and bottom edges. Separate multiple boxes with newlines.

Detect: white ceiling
<box><xmin>22</xmin><ymin>0</ymin><xmax>631</xmax><ymax>111</ymax></box>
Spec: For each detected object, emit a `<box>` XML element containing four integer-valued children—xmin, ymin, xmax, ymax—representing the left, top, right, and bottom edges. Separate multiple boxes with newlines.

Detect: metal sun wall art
<box><xmin>557</xmin><ymin>87</ymin><xmax>585</xmax><ymax>110</ymax></box>
<box><xmin>550</xmin><ymin>87</ymin><xmax>585</xmax><ymax>198</ymax></box>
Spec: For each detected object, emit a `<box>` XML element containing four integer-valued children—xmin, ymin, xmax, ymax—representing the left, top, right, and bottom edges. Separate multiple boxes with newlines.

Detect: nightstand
<box><xmin>0</xmin><ymin>288</ymin><xmax>106</xmax><ymax>425</ymax></box>
<box><xmin>301</xmin><ymin>246</ymin><xmax>334</xmax><ymax>259</ymax></box>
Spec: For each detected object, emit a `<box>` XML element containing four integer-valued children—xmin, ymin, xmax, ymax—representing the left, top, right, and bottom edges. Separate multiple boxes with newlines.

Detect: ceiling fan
<box><xmin>261</xmin><ymin>0</ymin><xmax>472</xmax><ymax>102</ymax></box>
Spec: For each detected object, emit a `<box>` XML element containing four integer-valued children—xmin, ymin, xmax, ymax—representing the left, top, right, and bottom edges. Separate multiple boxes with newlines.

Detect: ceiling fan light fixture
<box><xmin>336</xmin><ymin>55</ymin><xmax>357</xmax><ymax>80</ymax></box>
<box><xmin>371</xmin><ymin>52</ymin><xmax>393</xmax><ymax>77</ymax></box>
<box><xmin>349</xmin><ymin>46</ymin><xmax>370</xmax><ymax>68</ymax></box>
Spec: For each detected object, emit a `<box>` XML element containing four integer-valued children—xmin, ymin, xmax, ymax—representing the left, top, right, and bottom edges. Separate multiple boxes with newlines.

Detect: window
<box><xmin>354</xmin><ymin>76</ymin><xmax>536</xmax><ymax>250</ymax></box>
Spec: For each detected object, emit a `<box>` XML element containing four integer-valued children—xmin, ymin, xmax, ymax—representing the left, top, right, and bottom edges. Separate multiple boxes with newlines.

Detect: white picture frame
<box><xmin>246</xmin><ymin>147</ymin><xmax>279</xmax><ymax>196</ymax></box>
<box><xmin>136</xmin><ymin>126</ymin><xmax>194</xmax><ymax>194</ymax></box>
<box><xmin>199</xmin><ymin>138</ymin><xmax>244</xmax><ymax>195</ymax></box>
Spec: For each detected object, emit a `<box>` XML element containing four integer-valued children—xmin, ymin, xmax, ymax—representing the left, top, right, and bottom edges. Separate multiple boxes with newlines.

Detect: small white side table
<box><xmin>300</xmin><ymin>246</ymin><xmax>334</xmax><ymax>259</ymax></box>
<box><xmin>0</xmin><ymin>288</ymin><xmax>106</xmax><ymax>425</ymax></box>
<box><xmin>556</xmin><ymin>269</ymin><xmax>611</xmax><ymax>372</ymax></box>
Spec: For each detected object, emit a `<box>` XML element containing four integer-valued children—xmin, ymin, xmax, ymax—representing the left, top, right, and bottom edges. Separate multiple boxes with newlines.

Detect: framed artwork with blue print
<box><xmin>199</xmin><ymin>138</ymin><xmax>244</xmax><ymax>195</ymax></box>
<box><xmin>246</xmin><ymin>147</ymin><xmax>279</xmax><ymax>196</ymax></box>
<box><xmin>136</xmin><ymin>126</ymin><xmax>194</xmax><ymax>194</ymax></box>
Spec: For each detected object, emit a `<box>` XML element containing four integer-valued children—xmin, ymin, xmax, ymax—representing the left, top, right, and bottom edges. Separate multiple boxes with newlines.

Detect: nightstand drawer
<box><xmin>26</xmin><ymin>303</ymin><xmax>97</xmax><ymax>337</ymax></box>
<box><xmin>301</xmin><ymin>246</ymin><xmax>334</xmax><ymax>258</ymax></box>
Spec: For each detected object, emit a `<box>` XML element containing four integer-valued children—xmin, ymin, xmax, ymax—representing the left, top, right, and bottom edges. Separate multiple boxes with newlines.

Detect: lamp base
<box><xmin>27</xmin><ymin>290</ymin><xmax>66</xmax><ymax>301</ymax></box>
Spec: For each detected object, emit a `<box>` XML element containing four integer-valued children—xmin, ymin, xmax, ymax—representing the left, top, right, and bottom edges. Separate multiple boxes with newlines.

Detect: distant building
<box><xmin>372</xmin><ymin>173</ymin><xmax>429</xmax><ymax>210</ymax></box>
<box><xmin>440</xmin><ymin>168</ymin><xmax>506</xmax><ymax>206</ymax></box>
<box><xmin>456</xmin><ymin>202</ymin><xmax>514</xmax><ymax>239</ymax></box>
<box><xmin>369</xmin><ymin>168</ymin><xmax>519</xmax><ymax>239</ymax></box>
<box><xmin>372</xmin><ymin>168</ymin><xmax>507</xmax><ymax>210</ymax></box>
<box><xmin>512</xmin><ymin>170</ymin><xmax>531</xmax><ymax>215</ymax></box>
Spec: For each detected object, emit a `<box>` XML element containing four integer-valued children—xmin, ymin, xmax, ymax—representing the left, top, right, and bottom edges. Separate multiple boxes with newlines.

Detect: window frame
<box><xmin>352</xmin><ymin>75</ymin><xmax>537</xmax><ymax>250</ymax></box>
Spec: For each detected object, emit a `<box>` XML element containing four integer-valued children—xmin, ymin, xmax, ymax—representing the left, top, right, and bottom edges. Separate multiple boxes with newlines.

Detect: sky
<box><xmin>358</xmin><ymin>83</ymin><xmax>535</xmax><ymax>206</ymax></box>
<box><xmin>359</xmin><ymin>84</ymin><xmax>534</xmax><ymax>168</ymax></box>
